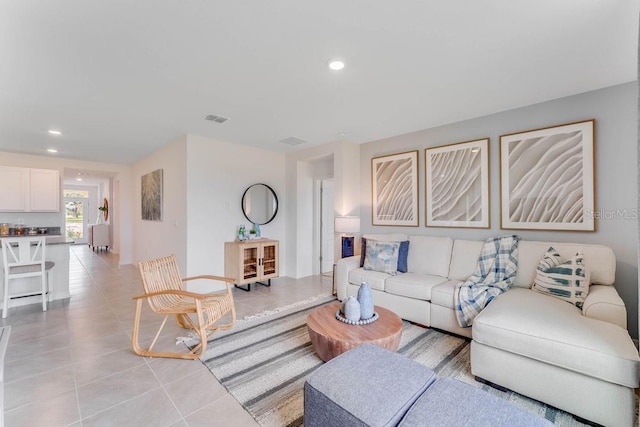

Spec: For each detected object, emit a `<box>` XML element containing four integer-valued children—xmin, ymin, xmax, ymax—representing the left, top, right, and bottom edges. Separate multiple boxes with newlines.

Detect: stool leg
<box><xmin>47</xmin><ymin>270</ymin><xmax>53</xmax><ymax>302</ymax></box>
<box><xmin>41</xmin><ymin>270</ymin><xmax>47</xmax><ymax>312</ymax></box>
<box><xmin>2</xmin><ymin>275</ymin><xmax>9</xmax><ymax>319</ymax></box>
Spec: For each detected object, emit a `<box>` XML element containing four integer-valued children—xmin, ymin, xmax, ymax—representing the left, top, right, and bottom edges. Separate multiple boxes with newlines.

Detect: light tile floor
<box><xmin>2</xmin><ymin>245</ymin><xmax>333</xmax><ymax>426</ymax></box>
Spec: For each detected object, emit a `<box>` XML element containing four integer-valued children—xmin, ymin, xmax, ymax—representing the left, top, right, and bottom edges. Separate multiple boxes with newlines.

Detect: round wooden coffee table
<box><xmin>307</xmin><ymin>303</ymin><xmax>403</xmax><ymax>362</ymax></box>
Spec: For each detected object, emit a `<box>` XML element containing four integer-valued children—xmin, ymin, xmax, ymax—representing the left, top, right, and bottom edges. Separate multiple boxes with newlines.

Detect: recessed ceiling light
<box><xmin>48</xmin><ymin>129</ymin><xmax>62</xmax><ymax>135</ymax></box>
<box><xmin>47</xmin><ymin>148</ymin><xmax>58</xmax><ymax>153</ymax></box>
<box><xmin>76</xmin><ymin>177</ymin><xmax>83</xmax><ymax>182</ymax></box>
<box><xmin>328</xmin><ymin>59</ymin><xmax>345</xmax><ymax>71</ymax></box>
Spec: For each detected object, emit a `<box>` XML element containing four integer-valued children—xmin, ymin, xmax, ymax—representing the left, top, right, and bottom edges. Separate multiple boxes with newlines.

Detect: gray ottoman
<box><xmin>398</xmin><ymin>377</ymin><xmax>553</xmax><ymax>427</ymax></box>
<box><xmin>304</xmin><ymin>344</ymin><xmax>437</xmax><ymax>427</ymax></box>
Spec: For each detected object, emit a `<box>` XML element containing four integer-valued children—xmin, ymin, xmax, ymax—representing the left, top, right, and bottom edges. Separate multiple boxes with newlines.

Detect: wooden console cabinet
<box><xmin>225</xmin><ymin>239</ymin><xmax>279</xmax><ymax>291</ymax></box>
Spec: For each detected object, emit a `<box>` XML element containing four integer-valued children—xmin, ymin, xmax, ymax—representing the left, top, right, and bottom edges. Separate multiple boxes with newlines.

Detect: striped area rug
<box><xmin>201</xmin><ymin>301</ymin><xmax>587</xmax><ymax>427</ymax></box>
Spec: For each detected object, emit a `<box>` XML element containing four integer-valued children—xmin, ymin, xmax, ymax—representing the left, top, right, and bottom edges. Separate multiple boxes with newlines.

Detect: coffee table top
<box><xmin>307</xmin><ymin>303</ymin><xmax>402</xmax><ymax>346</ymax></box>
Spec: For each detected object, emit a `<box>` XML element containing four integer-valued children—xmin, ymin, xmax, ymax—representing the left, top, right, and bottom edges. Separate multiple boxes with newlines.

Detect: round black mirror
<box><xmin>242</xmin><ymin>184</ymin><xmax>278</xmax><ymax>225</ymax></box>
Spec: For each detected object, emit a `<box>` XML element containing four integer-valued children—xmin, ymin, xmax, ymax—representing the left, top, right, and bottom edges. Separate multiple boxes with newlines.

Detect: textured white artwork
<box><xmin>372</xmin><ymin>151</ymin><xmax>419</xmax><ymax>226</ymax></box>
<box><xmin>426</xmin><ymin>138</ymin><xmax>489</xmax><ymax>228</ymax></box>
<box><xmin>500</xmin><ymin>120</ymin><xmax>595</xmax><ymax>231</ymax></box>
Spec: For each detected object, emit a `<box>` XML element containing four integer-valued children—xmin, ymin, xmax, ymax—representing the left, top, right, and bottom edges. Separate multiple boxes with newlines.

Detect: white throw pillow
<box><xmin>363</xmin><ymin>239</ymin><xmax>400</xmax><ymax>275</ymax></box>
<box><xmin>532</xmin><ymin>247</ymin><xmax>590</xmax><ymax>308</ymax></box>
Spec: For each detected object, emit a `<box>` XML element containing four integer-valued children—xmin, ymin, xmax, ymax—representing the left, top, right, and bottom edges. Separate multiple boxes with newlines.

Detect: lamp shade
<box><xmin>335</xmin><ymin>216</ymin><xmax>360</xmax><ymax>233</ymax></box>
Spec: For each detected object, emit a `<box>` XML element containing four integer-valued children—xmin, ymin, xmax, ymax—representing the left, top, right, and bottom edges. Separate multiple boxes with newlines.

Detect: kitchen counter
<box><xmin>0</xmin><ymin>234</ymin><xmax>74</xmax><ymax>245</ymax></box>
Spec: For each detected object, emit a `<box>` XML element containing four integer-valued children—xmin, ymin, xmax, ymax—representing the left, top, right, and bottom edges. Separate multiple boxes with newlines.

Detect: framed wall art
<box><xmin>371</xmin><ymin>150</ymin><xmax>419</xmax><ymax>226</ymax></box>
<box><xmin>425</xmin><ymin>138</ymin><xmax>490</xmax><ymax>228</ymax></box>
<box><xmin>500</xmin><ymin>119</ymin><xmax>595</xmax><ymax>231</ymax></box>
<box><xmin>141</xmin><ymin>168</ymin><xmax>163</xmax><ymax>221</ymax></box>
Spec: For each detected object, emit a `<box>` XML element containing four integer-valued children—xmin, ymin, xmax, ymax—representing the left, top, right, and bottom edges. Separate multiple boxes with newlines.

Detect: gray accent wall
<box><xmin>360</xmin><ymin>82</ymin><xmax>639</xmax><ymax>339</ymax></box>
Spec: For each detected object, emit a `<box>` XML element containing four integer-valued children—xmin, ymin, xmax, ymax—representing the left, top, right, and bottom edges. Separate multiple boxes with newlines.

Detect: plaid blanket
<box><xmin>455</xmin><ymin>235</ymin><xmax>520</xmax><ymax>327</ymax></box>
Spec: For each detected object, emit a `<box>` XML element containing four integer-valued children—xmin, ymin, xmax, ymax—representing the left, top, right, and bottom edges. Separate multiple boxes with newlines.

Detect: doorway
<box><xmin>319</xmin><ymin>179</ymin><xmax>335</xmax><ymax>275</ymax></box>
<box><xmin>63</xmin><ymin>188</ymin><xmax>94</xmax><ymax>244</ymax></box>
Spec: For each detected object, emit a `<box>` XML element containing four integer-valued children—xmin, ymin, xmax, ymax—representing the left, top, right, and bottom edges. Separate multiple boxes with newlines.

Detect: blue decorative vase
<box><xmin>357</xmin><ymin>282</ymin><xmax>374</xmax><ymax>319</ymax></box>
<box><xmin>254</xmin><ymin>223</ymin><xmax>261</xmax><ymax>238</ymax></box>
<box><xmin>344</xmin><ymin>296</ymin><xmax>361</xmax><ymax>322</ymax></box>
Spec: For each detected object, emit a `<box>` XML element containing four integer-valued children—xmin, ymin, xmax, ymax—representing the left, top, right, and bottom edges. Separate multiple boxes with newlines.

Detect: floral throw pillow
<box><xmin>532</xmin><ymin>247</ymin><xmax>590</xmax><ymax>309</ymax></box>
<box><xmin>363</xmin><ymin>239</ymin><xmax>400</xmax><ymax>275</ymax></box>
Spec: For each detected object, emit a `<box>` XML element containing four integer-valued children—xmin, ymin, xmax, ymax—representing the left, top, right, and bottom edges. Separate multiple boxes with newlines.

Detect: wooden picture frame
<box><xmin>425</xmin><ymin>138</ymin><xmax>490</xmax><ymax>228</ymax></box>
<box><xmin>500</xmin><ymin>119</ymin><xmax>595</xmax><ymax>231</ymax></box>
<box><xmin>371</xmin><ymin>150</ymin><xmax>419</xmax><ymax>226</ymax></box>
<box><xmin>141</xmin><ymin>168</ymin><xmax>163</xmax><ymax>221</ymax></box>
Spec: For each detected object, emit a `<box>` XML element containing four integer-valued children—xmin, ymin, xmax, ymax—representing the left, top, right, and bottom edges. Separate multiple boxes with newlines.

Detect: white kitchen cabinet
<box><xmin>0</xmin><ymin>166</ymin><xmax>60</xmax><ymax>212</ymax></box>
<box><xmin>0</xmin><ymin>167</ymin><xmax>28</xmax><ymax>211</ymax></box>
<box><xmin>29</xmin><ymin>169</ymin><xmax>60</xmax><ymax>211</ymax></box>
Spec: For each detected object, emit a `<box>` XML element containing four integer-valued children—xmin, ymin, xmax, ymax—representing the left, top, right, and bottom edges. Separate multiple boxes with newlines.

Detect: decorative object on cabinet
<box><xmin>335</xmin><ymin>216</ymin><xmax>360</xmax><ymax>258</ymax></box>
<box><xmin>1</xmin><ymin>236</ymin><xmax>55</xmax><ymax>318</ymax></box>
<box><xmin>242</xmin><ymin>183</ymin><xmax>278</xmax><ymax>225</ymax></box>
<box><xmin>0</xmin><ymin>166</ymin><xmax>59</xmax><ymax>212</ymax></box>
<box><xmin>225</xmin><ymin>239</ymin><xmax>279</xmax><ymax>291</ymax></box>
<box><xmin>141</xmin><ymin>168</ymin><xmax>163</xmax><ymax>221</ymax></box>
<box><xmin>98</xmin><ymin>197</ymin><xmax>109</xmax><ymax>222</ymax></box>
<box><xmin>88</xmin><ymin>224</ymin><xmax>109</xmax><ymax>251</ymax></box>
<box><xmin>500</xmin><ymin>119</ymin><xmax>595</xmax><ymax>231</ymax></box>
<box><xmin>133</xmin><ymin>254</ymin><xmax>236</xmax><ymax>360</ymax></box>
<box><xmin>371</xmin><ymin>150</ymin><xmax>419</xmax><ymax>226</ymax></box>
<box><xmin>425</xmin><ymin>138</ymin><xmax>490</xmax><ymax>228</ymax></box>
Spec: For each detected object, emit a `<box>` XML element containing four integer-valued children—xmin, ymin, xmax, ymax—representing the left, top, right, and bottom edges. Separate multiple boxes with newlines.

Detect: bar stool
<box><xmin>1</xmin><ymin>236</ymin><xmax>55</xmax><ymax>318</ymax></box>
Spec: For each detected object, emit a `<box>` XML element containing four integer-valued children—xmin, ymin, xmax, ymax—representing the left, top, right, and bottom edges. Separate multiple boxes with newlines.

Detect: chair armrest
<box><xmin>182</xmin><ymin>275</ymin><xmax>235</xmax><ymax>283</ymax></box>
<box><xmin>133</xmin><ymin>289</ymin><xmax>215</xmax><ymax>300</ymax></box>
<box><xmin>582</xmin><ymin>285</ymin><xmax>627</xmax><ymax>329</ymax></box>
<box><xmin>336</xmin><ymin>256</ymin><xmax>360</xmax><ymax>301</ymax></box>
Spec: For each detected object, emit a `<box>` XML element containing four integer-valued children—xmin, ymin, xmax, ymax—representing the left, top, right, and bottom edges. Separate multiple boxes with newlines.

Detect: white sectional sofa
<box><xmin>336</xmin><ymin>233</ymin><xmax>639</xmax><ymax>427</ymax></box>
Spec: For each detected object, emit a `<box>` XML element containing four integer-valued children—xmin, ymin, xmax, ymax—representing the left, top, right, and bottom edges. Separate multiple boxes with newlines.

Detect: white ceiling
<box><xmin>1</xmin><ymin>1</ymin><xmax>638</xmax><ymax>165</ymax></box>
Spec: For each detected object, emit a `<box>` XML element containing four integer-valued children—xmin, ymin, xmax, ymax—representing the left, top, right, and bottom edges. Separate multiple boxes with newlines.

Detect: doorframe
<box><xmin>63</xmin><ymin>185</ymin><xmax>97</xmax><ymax>244</ymax></box>
<box><xmin>314</xmin><ymin>177</ymin><xmax>335</xmax><ymax>275</ymax></box>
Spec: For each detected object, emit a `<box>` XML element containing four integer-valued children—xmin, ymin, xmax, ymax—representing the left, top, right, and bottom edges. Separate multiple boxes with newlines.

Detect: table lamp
<box><xmin>335</xmin><ymin>216</ymin><xmax>360</xmax><ymax>258</ymax></box>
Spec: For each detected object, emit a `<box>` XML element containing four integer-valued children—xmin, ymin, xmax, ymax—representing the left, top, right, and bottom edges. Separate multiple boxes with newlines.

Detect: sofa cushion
<box><xmin>515</xmin><ymin>241</ymin><xmax>615</xmax><ymax>288</ymax></box>
<box><xmin>407</xmin><ymin>235</ymin><xmax>453</xmax><ymax>277</ymax></box>
<box><xmin>448</xmin><ymin>239</ymin><xmax>483</xmax><ymax>281</ymax></box>
<box><xmin>532</xmin><ymin>247</ymin><xmax>590</xmax><ymax>309</ymax></box>
<box><xmin>348</xmin><ymin>268</ymin><xmax>389</xmax><ymax>291</ymax></box>
<box><xmin>430</xmin><ymin>280</ymin><xmax>458</xmax><ymax>309</ymax></box>
<box><xmin>473</xmin><ymin>288</ymin><xmax>640</xmax><ymax>388</ymax></box>
<box><xmin>385</xmin><ymin>273</ymin><xmax>448</xmax><ymax>301</ymax></box>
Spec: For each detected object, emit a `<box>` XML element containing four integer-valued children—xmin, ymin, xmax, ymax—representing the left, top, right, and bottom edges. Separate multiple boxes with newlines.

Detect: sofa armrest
<box><xmin>582</xmin><ymin>285</ymin><xmax>627</xmax><ymax>329</ymax></box>
<box><xmin>336</xmin><ymin>256</ymin><xmax>360</xmax><ymax>301</ymax></box>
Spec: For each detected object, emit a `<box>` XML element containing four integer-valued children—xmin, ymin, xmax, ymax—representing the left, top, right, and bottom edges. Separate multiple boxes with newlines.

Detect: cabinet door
<box><xmin>29</xmin><ymin>169</ymin><xmax>60</xmax><ymax>212</ymax></box>
<box><xmin>241</xmin><ymin>244</ymin><xmax>261</xmax><ymax>282</ymax></box>
<box><xmin>0</xmin><ymin>167</ymin><xmax>28</xmax><ymax>211</ymax></box>
<box><xmin>261</xmin><ymin>241</ymin><xmax>279</xmax><ymax>280</ymax></box>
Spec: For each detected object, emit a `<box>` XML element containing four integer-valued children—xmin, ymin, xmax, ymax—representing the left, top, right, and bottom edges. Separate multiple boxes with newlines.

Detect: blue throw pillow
<box><xmin>397</xmin><ymin>240</ymin><xmax>409</xmax><ymax>273</ymax></box>
<box><xmin>360</xmin><ymin>237</ymin><xmax>409</xmax><ymax>273</ymax></box>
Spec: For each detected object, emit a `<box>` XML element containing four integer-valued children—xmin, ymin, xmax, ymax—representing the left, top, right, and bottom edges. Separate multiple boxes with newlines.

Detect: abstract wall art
<box><xmin>500</xmin><ymin>120</ymin><xmax>595</xmax><ymax>231</ymax></box>
<box><xmin>371</xmin><ymin>150</ymin><xmax>419</xmax><ymax>226</ymax></box>
<box><xmin>425</xmin><ymin>138</ymin><xmax>490</xmax><ymax>228</ymax></box>
<box><xmin>141</xmin><ymin>168</ymin><xmax>163</xmax><ymax>221</ymax></box>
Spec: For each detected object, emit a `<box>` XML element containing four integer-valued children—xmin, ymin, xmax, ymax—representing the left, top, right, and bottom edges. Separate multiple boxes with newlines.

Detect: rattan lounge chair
<box><xmin>132</xmin><ymin>254</ymin><xmax>236</xmax><ymax>359</ymax></box>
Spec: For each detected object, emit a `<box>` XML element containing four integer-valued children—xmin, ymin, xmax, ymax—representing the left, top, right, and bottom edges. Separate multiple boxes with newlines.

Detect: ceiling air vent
<box><xmin>280</xmin><ymin>137</ymin><xmax>307</xmax><ymax>146</ymax></box>
<box><xmin>203</xmin><ymin>114</ymin><xmax>229</xmax><ymax>124</ymax></box>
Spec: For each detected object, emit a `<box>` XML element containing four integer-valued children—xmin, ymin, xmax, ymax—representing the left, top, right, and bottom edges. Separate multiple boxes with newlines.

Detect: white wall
<box><xmin>0</xmin><ymin>151</ymin><xmax>133</xmax><ymax>264</ymax></box>
<box><xmin>285</xmin><ymin>141</ymin><xmax>360</xmax><ymax>278</ymax></box>
<box><xmin>132</xmin><ymin>136</ymin><xmax>188</xmax><ymax>272</ymax></box>
<box><xmin>185</xmin><ymin>134</ymin><xmax>286</xmax><ymax>292</ymax></box>
<box><xmin>360</xmin><ymin>82</ymin><xmax>639</xmax><ymax>339</ymax></box>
